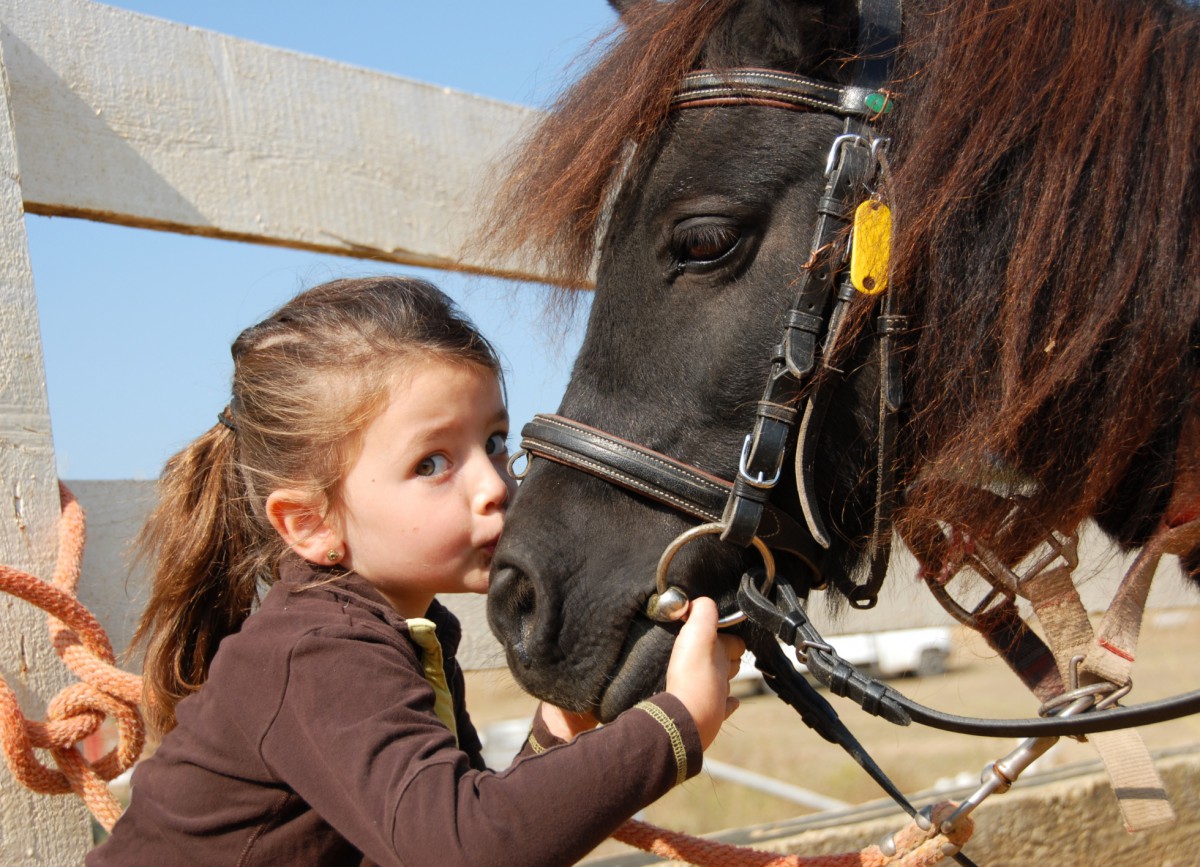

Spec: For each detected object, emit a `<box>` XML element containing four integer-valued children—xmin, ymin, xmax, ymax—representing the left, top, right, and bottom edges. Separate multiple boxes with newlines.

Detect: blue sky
<box><xmin>28</xmin><ymin>1</ymin><xmax>618</xmax><ymax>479</ymax></box>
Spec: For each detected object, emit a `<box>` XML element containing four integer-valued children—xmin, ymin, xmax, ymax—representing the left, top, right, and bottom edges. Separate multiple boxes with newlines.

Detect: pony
<box><xmin>483</xmin><ymin>0</ymin><xmax>1200</xmax><ymax>727</ymax></box>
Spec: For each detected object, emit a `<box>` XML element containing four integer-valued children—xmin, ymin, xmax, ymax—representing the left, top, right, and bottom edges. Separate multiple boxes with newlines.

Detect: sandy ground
<box><xmin>464</xmin><ymin>606</ymin><xmax>1200</xmax><ymax>861</ymax></box>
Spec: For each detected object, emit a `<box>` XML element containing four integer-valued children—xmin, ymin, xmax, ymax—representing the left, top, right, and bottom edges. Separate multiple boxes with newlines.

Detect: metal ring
<box><xmin>1037</xmin><ymin>682</ymin><xmax>1115</xmax><ymax>717</ymax></box>
<box><xmin>506</xmin><ymin>448</ymin><xmax>531</xmax><ymax>481</ymax></box>
<box><xmin>654</xmin><ymin>522</ymin><xmax>776</xmax><ymax>627</ymax></box>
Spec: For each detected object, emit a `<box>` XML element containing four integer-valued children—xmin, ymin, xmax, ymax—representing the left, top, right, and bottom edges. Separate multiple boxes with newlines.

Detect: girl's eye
<box><xmin>415</xmin><ymin>454</ymin><xmax>449</xmax><ymax>477</ymax></box>
<box><xmin>486</xmin><ymin>432</ymin><xmax>509</xmax><ymax>457</ymax></box>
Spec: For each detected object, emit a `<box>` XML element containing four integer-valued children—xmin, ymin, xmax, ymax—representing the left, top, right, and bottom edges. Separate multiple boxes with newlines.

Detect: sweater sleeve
<box><xmin>260</xmin><ymin>624</ymin><xmax>702</xmax><ymax>867</ymax></box>
<box><xmin>448</xmin><ymin>654</ymin><xmax>487</xmax><ymax>771</ymax></box>
<box><xmin>516</xmin><ymin>702</ymin><xmax>566</xmax><ymax>758</ymax></box>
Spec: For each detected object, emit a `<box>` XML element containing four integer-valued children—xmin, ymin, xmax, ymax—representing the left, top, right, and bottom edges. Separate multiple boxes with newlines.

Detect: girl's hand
<box><xmin>539</xmin><ymin>703</ymin><xmax>599</xmax><ymax>742</ymax></box>
<box><xmin>665</xmin><ymin>597</ymin><xmax>745</xmax><ymax>749</ymax></box>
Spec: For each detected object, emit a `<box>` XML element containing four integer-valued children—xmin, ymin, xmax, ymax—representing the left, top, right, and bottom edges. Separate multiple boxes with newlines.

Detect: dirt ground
<box><xmin>464</xmin><ymin>606</ymin><xmax>1200</xmax><ymax>862</ymax></box>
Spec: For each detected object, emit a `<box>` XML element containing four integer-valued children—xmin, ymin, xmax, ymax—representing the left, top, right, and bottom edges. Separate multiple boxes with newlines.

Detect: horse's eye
<box><xmin>671</xmin><ymin>218</ymin><xmax>742</xmax><ymax>270</ymax></box>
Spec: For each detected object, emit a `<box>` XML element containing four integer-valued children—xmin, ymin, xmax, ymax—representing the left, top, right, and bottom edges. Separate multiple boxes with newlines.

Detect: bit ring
<box><xmin>649</xmin><ymin>522</ymin><xmax>776</xmax><ymax>627</ymax></box>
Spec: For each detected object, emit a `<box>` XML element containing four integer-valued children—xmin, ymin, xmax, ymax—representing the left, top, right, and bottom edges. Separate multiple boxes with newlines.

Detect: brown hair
<box><xmin>883</xmin><ymin>0</ymin><xmax>1200</xmax><ymax>565</ymax></box>
<box><xmin>132</xmin><ymin>276</ymin><xmax>502</xmax><ymax>734</ymax></box>
<box><xmin>483</xmin><ymin>0</ymin><xmax>741</xmax><ymax>287</ymax></box>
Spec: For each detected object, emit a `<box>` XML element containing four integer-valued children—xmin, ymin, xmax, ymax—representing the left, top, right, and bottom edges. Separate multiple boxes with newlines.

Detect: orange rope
<box><xmin>0</xmin><ymin>483</ymin><xmax>145</xmax><ymax>831</ymax></box>
<box><xmin>613</xmin><ymin>803</ymin><xmax>973</xmax><ymax>866</ymax></box>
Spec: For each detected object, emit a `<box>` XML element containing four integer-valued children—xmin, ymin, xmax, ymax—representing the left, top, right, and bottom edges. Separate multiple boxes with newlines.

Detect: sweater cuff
<box><xmin>632</xmin><ymin>692</ymin><xmax>703</xmax><ymax>786</ymax></box>
<box><xmin>520</xmin><ymin>704</ymin><xmax>566</xmax><ymax>757</ymax></box>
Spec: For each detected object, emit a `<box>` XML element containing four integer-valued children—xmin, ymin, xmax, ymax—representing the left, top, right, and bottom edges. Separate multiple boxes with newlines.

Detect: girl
<box><xmin>89</xmin><ymin>276</ymin><xmax>744</xmax><ymax>866</ymax></box>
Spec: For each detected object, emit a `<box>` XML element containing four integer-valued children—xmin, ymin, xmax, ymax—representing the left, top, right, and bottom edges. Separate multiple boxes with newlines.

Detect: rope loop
<box><xmin>0</xmin><ymin>482</ymin><xmax>146</xmax><ymax>831</ymax></box>
<box><xmin>611</xmin><ymin>802</ymin><xmax>973</xmax><ymax>866</ymax></box>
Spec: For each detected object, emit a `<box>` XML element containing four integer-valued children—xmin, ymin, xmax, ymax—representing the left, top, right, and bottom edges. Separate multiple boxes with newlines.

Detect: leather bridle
<box><xmin>516</xmin><ymin>0</ymin><xmax>904</xmax><ymax>620</ymax></box>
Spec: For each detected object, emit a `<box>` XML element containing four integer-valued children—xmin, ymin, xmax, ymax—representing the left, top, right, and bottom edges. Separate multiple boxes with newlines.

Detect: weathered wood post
<box><xmin>0</xmin><ymin>37</ymin><xmax>93</xmax><ymax>864</ymax></box>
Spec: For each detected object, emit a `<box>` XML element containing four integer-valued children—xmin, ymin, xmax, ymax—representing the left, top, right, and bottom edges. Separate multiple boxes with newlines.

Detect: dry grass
<box><xmin>464</xmin><ymin>607</ymin><xmax>1200</xmax><ymax>861</ymax></box>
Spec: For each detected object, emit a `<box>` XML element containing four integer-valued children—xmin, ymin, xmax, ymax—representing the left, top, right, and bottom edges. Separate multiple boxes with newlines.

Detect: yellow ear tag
<box><xmin>849</xmin><ymin>200</ymin><xmax>891</xmax><ymax>295</ymax></box>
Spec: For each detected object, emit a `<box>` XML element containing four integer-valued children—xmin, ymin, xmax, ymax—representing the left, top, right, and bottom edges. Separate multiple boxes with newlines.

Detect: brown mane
<box><xmin>886</xmin><ymin>0</ymin><xmax>1200</xmax><ymax>566</ymax></box>
<box><xmin>490</xmin><ymin>0</ymin><xmax>1200</xmax><ymax>572</ymax></box>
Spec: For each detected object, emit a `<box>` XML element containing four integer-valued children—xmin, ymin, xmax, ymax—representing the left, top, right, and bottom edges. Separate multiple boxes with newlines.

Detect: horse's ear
<box><xmin>607</xmin><ymin>0</ymin><xmax>641</xmax><ymax>17</ymax></box>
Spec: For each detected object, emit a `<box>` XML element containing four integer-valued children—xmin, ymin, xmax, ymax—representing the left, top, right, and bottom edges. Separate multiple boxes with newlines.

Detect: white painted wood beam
<box><xmin>0</xmin><ymin>0</ymin><xmax>546</xmax><ymax>281</ymax></box>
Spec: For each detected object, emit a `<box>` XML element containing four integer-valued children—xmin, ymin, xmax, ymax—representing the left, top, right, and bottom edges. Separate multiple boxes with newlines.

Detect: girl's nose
<box><xmin>476</xmin><ymin>457</ymin><xmax>512</xmax><ymax>513</ymax></box>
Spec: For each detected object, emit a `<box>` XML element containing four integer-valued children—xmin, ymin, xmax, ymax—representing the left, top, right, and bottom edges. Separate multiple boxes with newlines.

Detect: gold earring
<box><xmin>326</xmin><ymin>549</ymin><xmax>342</xmax><ymax>562</ymax></box>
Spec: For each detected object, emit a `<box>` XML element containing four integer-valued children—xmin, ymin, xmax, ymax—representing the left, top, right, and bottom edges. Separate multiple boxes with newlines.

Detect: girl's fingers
<box><xmin>682</xmin><ymin>596</ymin><xmax>718</xmax><ymax>632</ymax></box>
<box><xmin>727</xmin><ymin>654</ymin><xmax>743</xmax><ymax>680</ymax></box>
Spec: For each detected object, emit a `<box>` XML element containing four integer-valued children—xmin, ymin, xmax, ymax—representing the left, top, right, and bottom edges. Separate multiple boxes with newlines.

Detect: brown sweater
<box><xmin>87</xmin><ymin>557</ymin><xmax>701</xmax><ymax>866</ymax></box>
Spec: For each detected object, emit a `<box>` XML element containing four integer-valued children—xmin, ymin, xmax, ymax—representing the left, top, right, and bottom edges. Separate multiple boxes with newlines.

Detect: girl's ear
<box><xmin>265</xmin><ymin>489</ymin><xmax>342</xmax><ymax>565</ymax></box>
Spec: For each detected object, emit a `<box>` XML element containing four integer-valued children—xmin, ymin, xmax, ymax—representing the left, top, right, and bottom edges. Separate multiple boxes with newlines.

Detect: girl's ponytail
<box><xmin>133</xmin><ymin>419</ymin><xmax>267</xmax><ymax>736</ymax></box>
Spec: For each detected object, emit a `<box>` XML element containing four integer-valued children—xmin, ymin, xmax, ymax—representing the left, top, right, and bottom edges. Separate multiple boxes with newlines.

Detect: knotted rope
<box><xmin>0</xmin><ymin>482</ymin><xmax>145</xmax><ymax>831</ymax></box>
<box><xmin>613</xmin><ymin>802</ymin><xmax>972</xmax><ymax>866</ymax></box>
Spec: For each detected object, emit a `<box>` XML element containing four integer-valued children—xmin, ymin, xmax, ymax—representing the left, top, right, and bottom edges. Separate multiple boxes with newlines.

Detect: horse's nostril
<box><xmin>488</xmin><ymin>564</ymin><xmax>539</xmax><ymax>665</ymax></box>
<box><xmin>490</xmin><ymin>564</ymin><xmax>537</xmax><ymax>621</ymax></box>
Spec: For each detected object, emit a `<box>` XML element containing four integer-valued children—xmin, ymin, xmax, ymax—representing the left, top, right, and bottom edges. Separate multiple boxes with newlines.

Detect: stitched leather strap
<box><xmin>674</xmin><ymin>68</ymin><xmax>883</xmax><ymax>117</ymax></box>
<box><xmin>520</xmin><ymin>414</ymin><xmax>823</xmax><ymax>574</ymax></box>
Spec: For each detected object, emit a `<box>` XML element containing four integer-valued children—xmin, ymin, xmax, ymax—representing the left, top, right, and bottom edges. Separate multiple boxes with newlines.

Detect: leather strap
<box><xmin>737</xmin><ymin>571</ymin><xmax>1200</xmax><ymax>738</ymax></box>
<box><xmin>853</xmin><ymin>0</ymin><xmax>904</xmax><ymax>91</ymax></box>
<box><xmin>674</xmin><ymin>68</ymin><xmax>885</xmax><ymax>117</ymax></box>
<box><xmin>519</xmin><ymin>415</ymin><xmax>823</xmax><ymax>574</ymax></box>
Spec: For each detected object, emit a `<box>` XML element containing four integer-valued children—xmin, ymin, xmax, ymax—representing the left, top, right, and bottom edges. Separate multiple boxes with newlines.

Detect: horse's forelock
<box><xmin>482</xmin><ymin>0</ymin><xmax>853</xmax><ymax>288</ymax></box>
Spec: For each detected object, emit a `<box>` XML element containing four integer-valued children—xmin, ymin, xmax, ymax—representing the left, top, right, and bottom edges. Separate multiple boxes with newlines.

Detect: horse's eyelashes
<box><xmin>671</xmin><ymin>218</ymin><xmax>743</xmax><ymax>271</ymax></box>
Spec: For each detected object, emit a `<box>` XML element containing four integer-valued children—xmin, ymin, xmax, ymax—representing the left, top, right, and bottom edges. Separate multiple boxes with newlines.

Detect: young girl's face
<box><xmin>335</xmin><ymin>358</ymin><xmax>513</xmax><ymax>618</ymax></box>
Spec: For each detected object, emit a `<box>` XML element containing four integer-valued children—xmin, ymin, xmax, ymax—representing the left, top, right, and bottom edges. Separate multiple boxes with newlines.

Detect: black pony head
<box><xmin>486</xmin><ymin>0</ymin><xmax>1200</xmax><ymax>719</ymax></box>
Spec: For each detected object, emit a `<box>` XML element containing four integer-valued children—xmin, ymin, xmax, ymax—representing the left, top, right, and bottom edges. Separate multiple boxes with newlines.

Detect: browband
<box><xmin>673</xmin><ymin>69</ymin><xmax>892</xmax><ymax>118</ymax></box>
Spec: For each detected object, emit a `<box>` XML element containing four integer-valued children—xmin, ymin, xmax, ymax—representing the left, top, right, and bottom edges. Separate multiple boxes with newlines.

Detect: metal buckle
<box><xmin>940</xmin><ymin>655</ymin><xmax>1130</xmax><ymax>834</ymax></box>
<box><xmin>737</xmin><ymin>434</ymin><xmax>783</xmax><ymax>489</ymax></box>
<box><xmin>967</xmin><ymin>525</ymin><xmax>1079</xmax><ymax>600</ymax></box>
<box><xmin>824</xmin><ymin>132</ymin><xmax>890</xmax><ymax>178</ymax></box>
<box><xmin>922</xmin><ymin>520</ymin><xmax>1081</xmax><ymax>630</ymax></box>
